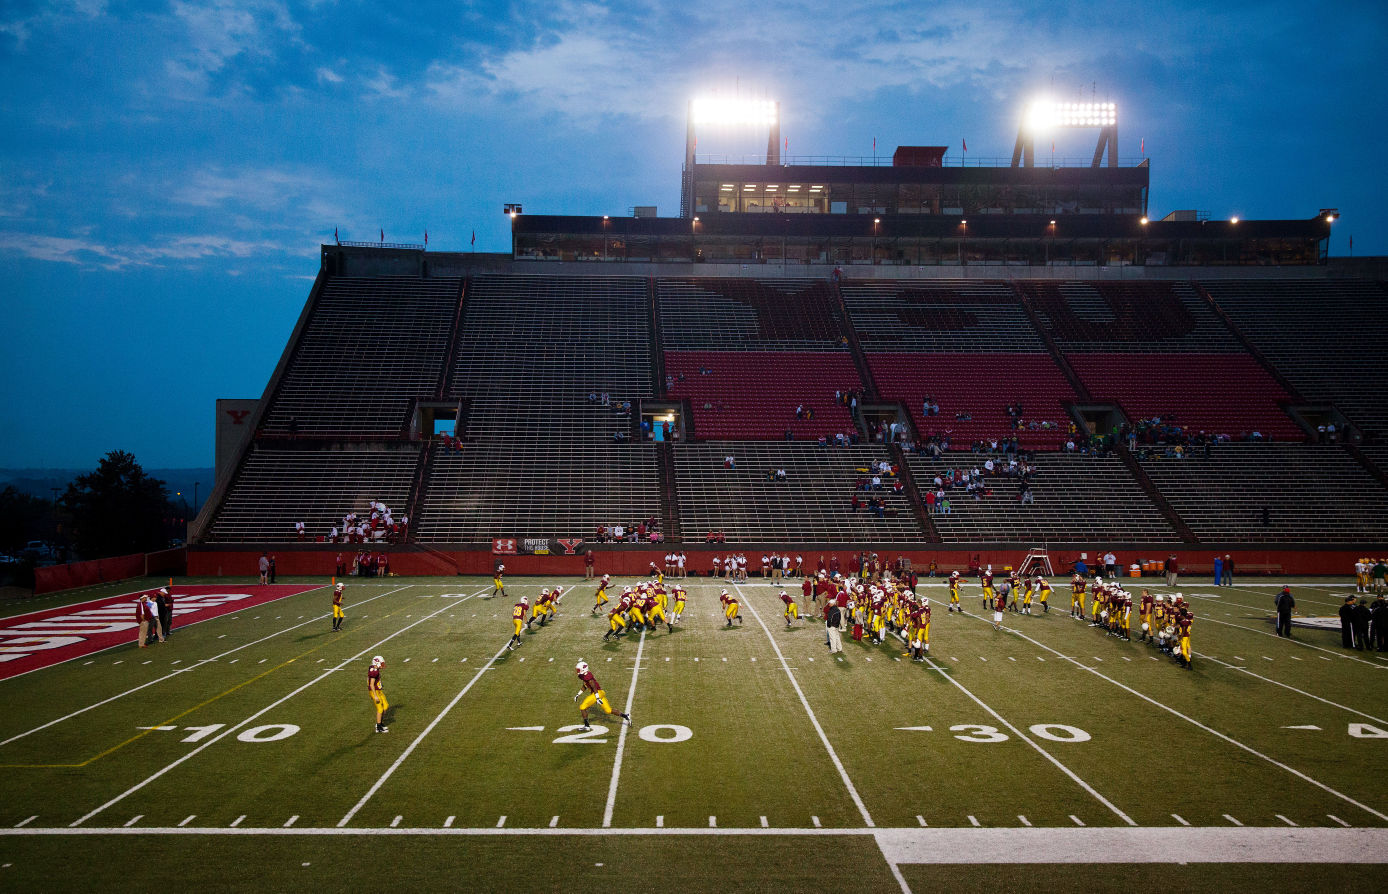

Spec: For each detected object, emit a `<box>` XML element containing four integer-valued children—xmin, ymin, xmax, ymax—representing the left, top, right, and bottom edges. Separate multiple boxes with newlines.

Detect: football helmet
<box><xmin>575</xmin><ymin>661</ymin><xmax>589</xmax><ymax>674</ymax></box>
<box><xmin>371</xmin><ymin>655</ymin><xmax>384</xmax><ymax>667</ymax></box>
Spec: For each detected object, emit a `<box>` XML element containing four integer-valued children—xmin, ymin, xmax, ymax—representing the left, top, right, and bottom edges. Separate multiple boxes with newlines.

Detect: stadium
<box><xmin>5</xmin><ymin>84</ymin><xmax>1388</xmax><ymax>892</ymax></box>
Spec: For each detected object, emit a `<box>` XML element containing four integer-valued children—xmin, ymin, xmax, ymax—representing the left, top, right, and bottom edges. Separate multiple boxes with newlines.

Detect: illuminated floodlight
<box><xmin>691</xmin><ymin>97</ymin><xmax>777</xmax><ymax>126</ymax></box>
<box><xmin>1140</xmin><ymin>216</ymin><xmax>1148</xmax><ymax>225</ymax></box>
<box><xmin>1026</xmin><ymin>98</ymin><xmax>1117</xmax><ymax>130</ymax></box>
<box><xmin>1230</xmin><ymin>216</ymin><xmax>1239</xmax><ymax>224</ymax></box>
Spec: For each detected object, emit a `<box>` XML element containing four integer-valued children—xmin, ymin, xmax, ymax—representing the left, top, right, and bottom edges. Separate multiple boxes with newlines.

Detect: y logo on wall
<box><xmin>225</xmin><ymin>409</ymin><xmax>251</xmax><ymax>425</ymax></box>
<box><xmin>556</xmin><ymin>538</ymin><xmax>582</xmax><ymax>555</ymax></box>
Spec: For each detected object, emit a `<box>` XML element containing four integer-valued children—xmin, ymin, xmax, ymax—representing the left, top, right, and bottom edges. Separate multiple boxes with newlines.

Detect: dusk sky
<box><xmin>3</xmin><ymin>0</ymin><xmax>1384</xmax><ymax>470</ymax></box>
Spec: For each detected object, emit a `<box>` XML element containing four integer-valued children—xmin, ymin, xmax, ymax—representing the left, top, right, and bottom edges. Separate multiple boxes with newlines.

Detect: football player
<box><xmin>670</xmin><ymin>585</ymin><xmax>687</xmax><ymax>625</ymax></box>
<box><xmin>980</xmin><ymin>567</ymin><xmax>996</xmax><ymax>611</ymax></box>
<box><xmin>603</xmin><ymin>601</ymin><xmax>628</xmax><ymax>640</ymax></box>
<box><xmin>507</xmin><ymin>597</ymin><xmax>527</xmax><ymax>651</ymax></box>
<box><xmin>641</xmin><ymin>589</ymin><xmax>671</xmax><ymax>633</ymax></box>
<box><xmin>1070</xmin><ymin>573</ymin><xmax>1087</xmax><ymax>619</ymax></box>
<box><xmin>1037</xmin><ymin>577</ymin><xmax>1051</xmax><ymax>613</ymax></box>
<box><xmin>909</xmin><ymin>598</ymin><xmax>931</xmax><ymax>661</ymax></box>
<box><xmin>1139</xmin><ymin>589</ymin><xmax>1155</xmax><ymax>642</ymax></box>
<box><xmin>331</xmin><ymin>582</ymin><xmax>345</xmax><ymax>631</ymax></box>
<box><xmin>492</xmin><ymin>563</ymin><xmax>507</xmax><ymax>598</ymax></box>
<box><xmin>720</xmin><ymin>589</ymin><xmax>742</xmax><ymax>626</ymax></box>
<box><xmin>368</xmin><ymin>655</ymin><xmax>389</xmax><ymax>733</ymax></box>
<box><xmin>1020</xmin><ymin>576</ymin><xmax>1035</xmax><ymax>616</ymax></box>
<box><xmin>573</xmin><ymin>660</ymin><xmax>631</xmax><ymax>729</ymax></box>
<box><xmin>948</xmin><ymin>570</ymin><xmax>962</xmax><ymax>612</ymax></box>
<box><xmin>1175</xmin><ymin>605</ymin><xmax>1193</xmax><ymax>668</ymax></box>
<box><xmin>593</xmin><ymin>574</ymin><xmax>611</xmax><ymax>614</ymax></box>
<box><xmin>780</xmin><ymin>589</ymin><xmax>799</xmax><ymax>627</ymax></box>
<box><xmin>527</xmin><ymin>589</ymin><xmax>551</xmax><ymax>629</ymax></box>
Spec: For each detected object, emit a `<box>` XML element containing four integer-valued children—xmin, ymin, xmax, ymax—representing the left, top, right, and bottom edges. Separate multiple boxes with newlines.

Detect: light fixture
<box><xmin>1230</xmin><ymin>216</ymin><xmax>1239</xmax><ymax>224</ymax></box>
<box><xmin>690</xmin><ymin>97</ymin><xmax>778</xmax><ymax>126</ymax></box>
<box><xmin>1139</xmin><ymin>217</ymin><xmax>1148</xmax><ymax>225</ymax></box>
<box><xmin>1049</xmin><ymin>219</ymin><xmax>1056</xmax><ymax>225</ymax></box>
<box><xmin>873</xmin><ymin>217</ymin><xmax>880</xmax><ymax>224</ymax></box>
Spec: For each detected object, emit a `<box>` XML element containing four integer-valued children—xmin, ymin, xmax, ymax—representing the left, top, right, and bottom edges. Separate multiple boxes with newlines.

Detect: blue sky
<box><xmin>3</xmin><ymin>0</ymin><xmax>1384</xmax><ymax>469</ymax></box>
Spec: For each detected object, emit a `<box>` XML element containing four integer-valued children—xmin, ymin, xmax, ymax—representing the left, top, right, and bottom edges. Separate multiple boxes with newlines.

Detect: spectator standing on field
<box><xmin>826</xmin><ymin>602</ymin><xmax>844</xmax><ymax>654</ymax></box>
<box><xmin>1274</xmin><ymin>585</ymin><xmax>1295</xmax><ymax>638</ymax></box>
<box><xmin>584</xmin><ymin>550</ymin><xmax>595</xmax><ymax>580</ymax></box>
<box><xmin>135</xmin><ymin>597</ymin><xmax>153</xmax><ymax>648</ymax></box>
<box><xmin>1222</xmin><ymin>554</ymin><xmax>1235</xmax><ymax>586</ymax></box>
<box><xmin>268</xmin><ymin>554</ymin><xmax>277</xmax><ymax>584</ymax></box>
<box><xmin>1213</xmin><ymin>555</ymin><xmax>1223</xmax><ymax>587</ymax></box>
<box><xmin>258</xmin><ymin>553</ymin><xmax>269</xmax><ymax>585</ymax></box>
<box><xmin>156</xmin><ymin>587</ymin><xmax>174</xmax><ymax>638</ymax></box>
<box><xmin>1164</xmin><ymin>555</ymin><xmax>1179</xmax><ymax>588</ymax></box>
<box><xmin>1353</xmin><ymin>598</ymin><xmax>1372</xmax><ymax>650</ymax></box>
<box><xmin>1340</xmin><ymin>596</ymin><xmax>1356</xmax><ymax>648</ymax></box>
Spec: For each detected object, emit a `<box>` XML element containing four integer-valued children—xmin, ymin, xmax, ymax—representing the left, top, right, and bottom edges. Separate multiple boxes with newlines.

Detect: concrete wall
<box><xmin>214</xmin><ymin>398</ymin><xmax>258</xmax><ymax>489</ymax></box>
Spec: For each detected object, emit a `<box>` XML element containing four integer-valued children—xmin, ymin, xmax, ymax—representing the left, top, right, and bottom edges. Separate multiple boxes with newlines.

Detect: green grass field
<box><xmin>1</xmin><ymin>573</ymin><xmax>1385</xmax><ymax>892</ymax></box>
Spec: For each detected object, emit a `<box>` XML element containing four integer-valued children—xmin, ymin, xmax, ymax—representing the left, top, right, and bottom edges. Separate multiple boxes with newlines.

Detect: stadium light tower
<box><xmin>1013</xmin><ymin>98</ymin><xmax>1118</xmax><ymax>168</ymax></box>
<box><xmin>683</xmin><ymin>95</ymin><xmax>780</xmax><ymax>219</ymax></box>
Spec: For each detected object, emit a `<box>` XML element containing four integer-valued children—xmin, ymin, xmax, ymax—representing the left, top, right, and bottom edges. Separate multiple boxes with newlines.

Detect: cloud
<box><xmin>0</xmin><ymin>0</ymin><xmax>106</xmax><ymax>46</ymax></box>
<box><xmin>171</xmin><ymin>166</ymin><xmax>345</xmax><ymax>221</ymax></box>
<box><xmin>0</xmin><ymin>231</ymin><xmax>128</xmax><ymax>268</ymax></box>
<box><xmin>315</xmin><ymin>66</ymin><xmax>342</xmax><ymax>84</ymax></box>
<box><xmin>0</xmin><ymin>229</ymin><xmax>293</xmax><ymax>270</ymax></box>
<box><xmin>163</xmin><ymin>0</ymin><xmax>301</xmax><ymax>90</ymax></box>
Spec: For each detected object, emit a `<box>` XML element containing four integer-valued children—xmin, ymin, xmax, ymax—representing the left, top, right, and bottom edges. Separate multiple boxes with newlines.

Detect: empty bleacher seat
<box><xmin>1019</xmin><ymin>280</ymin><xmax>1242</xmax><ymax>352</ymax></box>
<box><xmin>1141</xmin><ymin>445</ymin><xmax>1388</xmax><ymax>543</ymax></box>
<box><xmin>673</xmin><ymin>442</ymin><xmax>925</xmax><ymax>543</ymax></box>
<box><xmin>843</xmin><ymin>279</ymin><xmax>1046</xmax><ymax>352</ymax></box>
<box><xmin>207</xmin><ymin>445</ymin><xmax>419</xmax><ymax>542</ymax></box>
<box><xmin>658</xmin><ymin>279</ymin><xmax>846</xmax><ymax>349</ymax></box>
<box><xmin>664</xmin><ymin>351</ymin><xmax>861</xmax><ymax>440</ymax></box>
<box><xmin>262</xmin><ymin>276</ymin><xmax>460</xmax><ymax>435</ymax></box>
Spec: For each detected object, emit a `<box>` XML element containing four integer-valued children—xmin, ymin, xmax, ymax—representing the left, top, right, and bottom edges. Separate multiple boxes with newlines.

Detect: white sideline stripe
<box><xmin>958</xmin><ymin>609</ymin><xmax>1388</xmax><ymax>824</ymax></box>
<box><xmin>874</xmin><ymin>827</ymin><xmax>1388</xmax><ymax>864</ymax></box>
<box><xmin>71</xmin><ymin>588</ymin><xmax>462</xmax><ymax>828</ymax></box>
<box><xmin>602</xmin><ymin>629</ymin><xmax>646</xmax><ymax>829</ymax></box>
<box><xmin>922</xmin><ymin>655</ymin><xmax>1135</xmax><ymax>827</ymax></box>
<box><xmin>737</xmin><ymin>584</ymin><xmax>874</xmax><ymax>828</ymax></box>
<box><xmin>0</xmin><ymin>584</ymin><xmax>412</xmax><ymax>749</ymax></box>
<box><xmin>1197</xmin><ymin>651</ymin><xmax>1388</xmax><ymax>724</ymax></box>
<box><xmin>339</xmin><ymin>634</ymin><xmax>509</xmax><ymax>828</ymax></box>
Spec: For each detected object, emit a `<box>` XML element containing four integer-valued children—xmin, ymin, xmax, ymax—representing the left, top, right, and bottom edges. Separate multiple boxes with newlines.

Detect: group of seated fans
<box><xmin>312</xmin><ymin>501</ymin><xmax>406</xmax><ymax>544</ymax></box>
<box><xmin>850</xmin><ymin>459</ymin><xmax>902</xmax><ymax>517</ymax></box>
<box><xmin>594</xmin><ymin>519</ymin><xmax>663</xmax><ymax>543</ymax></box>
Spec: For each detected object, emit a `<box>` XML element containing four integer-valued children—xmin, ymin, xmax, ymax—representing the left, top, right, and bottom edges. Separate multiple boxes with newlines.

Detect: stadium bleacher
<box><xmin>1067</xmin><ymin>353</ymin><xmax>1303</xmax><ymax>441</ymax></box>
<box><xmin>673</xmin><ymin>442</ymin><xmax>926</xmax><ymax>543</ymax></box>
<box><xmin>842</xmin><ymin>279</ymin><xmax>1047</xmax><ymax>352</ymax></box>
<box><xmin>657</xmin><ymin>278</ymin><xmax>846</xmax><ymax>349</ymax></box>
<box><xmin>664</xmin><ymin>350</ymin><xmax>861</xmax><ymax>440</ymax></box>
<box><xmin>909</xmin><ymin>453</ymin><xmax>1178</xmax><ymax>543</ymax></box>
<box><xmin>261</xmin><ymin>276</ymin><xmax>460</xmax><ymax>436</ymax></box>
<box><xmin>1019</xmin><ymin>280</ymin><xmax>1244</xmax><ymax>352</ymax></box>
<box><xmin>868</xmin><ymin>353</ymin><xmax>1077</xmax><ymax>449</ymax></box>
<box><xmin>206</xmin><ymin>445</ymin><xmax>419</xmax><ymax>543</ymax></box>
<box><xmin>413</xmin><ymin>443</ymin><xmax>661</xmax><ymax>543</ymax></box>
<box><xmin>1202</xmin><ymin>279</ymin><xmax>1388</xmax><ymax>440</ymax></box>
<box><xmin>1139</xmin><ymin>445</ymin><xmax>1388</xmax><ymax>543</ymax></box>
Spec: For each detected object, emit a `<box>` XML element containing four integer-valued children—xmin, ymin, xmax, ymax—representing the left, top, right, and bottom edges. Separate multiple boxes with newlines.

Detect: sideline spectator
<box><xmin>258</xmin><ymin>552</ymin><xmax>269</xmax><ymax>585</ymax></box>
<box><xmin>1275</xmin><ymin>585</ymin><xmax>1295</xmax><ymax>638</ymax></box>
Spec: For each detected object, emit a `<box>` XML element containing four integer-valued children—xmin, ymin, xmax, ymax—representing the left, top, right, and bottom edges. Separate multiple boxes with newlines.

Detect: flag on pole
<box><xmin>1140</xmin><ymin>137</ymin><xmax>1145</xmax><ymax>155</ymax></box>
<box><xmin>380</xmin><ymin>228</ymin><xmax>384</xmax><ymax>243</ymax></box>
<box><xmin>962</xmin><ymin>138</ymin><xmax>967</xmax><ymax>153</ymax></box>
<box><xmin>471</xmin><ymin>230</ymin><xmax>476</xmax><ymax>246</ymax></box>
<box><xmin>424</xmin><ymin>230</ymin><xmax>428</xmax><ymax>246</ymax></box>
<box><xmin>872</xmin><ymin>137</ymin><xmax>876</xmax><ymax>153</ymax></box>
<box><xmin>333</xmin><ymin>226</ymin><xmax>338</xmax><ymax>243</ymax></box>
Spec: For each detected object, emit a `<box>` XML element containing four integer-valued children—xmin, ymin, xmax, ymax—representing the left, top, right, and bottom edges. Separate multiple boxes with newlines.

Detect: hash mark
<box><xmin>811</xmin><ymin>816</ymin><xmax>821</xmax><ymax>827</ymax></box>
<box><xmin>284</xmin><ymin>816</ymin><xmax>298</xmax><ymax>827</ymax></box>
<box><xmin>760</xmin><ymin>816</ymin><xmax>768</xmax><ymax>828</ymax></box>
<box><xmin>390</xmin><ymin>816</ymin><xmax>402</xmax><ymax>828</ymax></box>
<box><xmin>444</xmin><ymin>816</ymin><xmax>455</xmax><ymax>828</ymax></box>
<box><xmin>1018</xmin><ymin>815</ymin><xmax>1031</xmax><ymax>827</ymax></box>
<box><xmin>549</xmin><ymin>816</ymin><xmax>559</xmax><ymax>828</ymax></box>
<box><xmin>1276</xmin><ymin>814</ymin><xmax>1298</xmax><ymax>827</ymax></box>
<box><xmin>968</xmin><ymin>816</ymin><xmax>980</xmax><ymax>827</ymax></box>
<box><xmin>123</xmin><ymin>815</ymin><xmax>142</xmax><ymax>827</ymax></box>
<box><xmin>178</xmin><ymin>816</ymin><xmax>195</xmax><ymax>827</ymax></box>
<box><xmin>656</xmin><ymin>816</ymin><xmax>664</xmax><ymax>828</ymax></box>
<box><xmin>708</xmin><ymin>816</ymin><xmax>717</xmax><ymax>828</ymax></box>
<box><xmin>916</xmin><ymin>815</ymin><xmax>927</xmax><ymax>827</ymax></box>
<box><xmin>496</xmin><ymin>816</ymin><xmax>506</xmax><ymax>828</ymax></box>
<box><xmin>1328</xmin><ymin>814</ymin><xmax>1350</xmax><ymax>827</ymax></box>
<box><xmin>1070</xmin><ymin>815</ymin><xmax>1085</xmax><ymax>827</ymax></box>
<box><xmin>14</xmin><ymin>816</ymin><xmax>36</xmax><ymax>828</ymax></box>
<box><xmin>1223</xmin><ymin>814</ymin><xmax>1243</xmax><ymax>826</ymax></box>
<box><xmin>230</xmin><ymin>816</ymin><xmax>245</xmax><ymax>827</ymax></box>
<box><xmin>1172</xmin><ymin>814</ymin><xmax>1190</xmax><ymax>826</ymax></box>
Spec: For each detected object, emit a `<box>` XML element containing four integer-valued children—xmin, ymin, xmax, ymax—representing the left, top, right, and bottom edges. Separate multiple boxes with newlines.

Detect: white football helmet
<box><xmin>335</xmin><ymin>583</ymin><xmax>344</xmax><ymax>592</ymax></box>
<box><xmin>575</xmin><ymin>661</ymin><xmax>589</xmax><ymax>674</ymax></box>
<box><xmin>371</xmin><ymin>655</ymin><xmax>384</xmax><ymax>667</ymax></box>
<box><xmin>520</xmin><ymin>596</ymin><xmax>529</xmax><ymax>605</ymax></box>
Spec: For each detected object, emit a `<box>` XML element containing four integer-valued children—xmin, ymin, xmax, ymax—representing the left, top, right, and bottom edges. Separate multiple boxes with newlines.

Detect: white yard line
<box><xmin>0</xmin><ymin>585</ymin><xmax>414</xmax><ymax>749</ymax></box>
<box><xmin>1188</xmin><ymin>613</ymin><xmax>1384</xmax><ymax>669</ymax></box>
<box><xmin>736</xmin><ymin>584</ymin><xmax>875</xmax><ymax>828</ymax></box>
<box><xmin>957</xmin><ymin>609</ymin><xmax>1388</xmax><ymax>823</ymax></box>
<box><xmin>602</xmin><ymin>629</ymin><xmax>646</xmax><ymax>828</ymax></box>
<box><xmin>339</xmin><ymin>637</ymin><xmax>510</xmax><ymax>827</ymax></box>
<box><xmin>1195</xmin><ymin>651</ymin><xmax>1388</xmax><ymax>724</ymax></box>
<box><xmin>921</xmin><ymin>655</ymin><xmax>1135</xmax><ymax>826</ymax></box>
<box><xmin>70</xmin><ymin>590</ymin><xmax>471</xmax><ymax>828</ymax></box>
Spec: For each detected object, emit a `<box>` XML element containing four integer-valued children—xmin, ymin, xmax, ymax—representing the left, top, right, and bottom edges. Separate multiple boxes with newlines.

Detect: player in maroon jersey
<box><xmin>573</xmin><ymin>660</ymin><xmax>631</xmax><ymax>729</ymax></box>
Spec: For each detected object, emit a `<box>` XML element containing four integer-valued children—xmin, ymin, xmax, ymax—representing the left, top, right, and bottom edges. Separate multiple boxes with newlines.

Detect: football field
<box><xmin>1</xmin><ymin>573</ymin><xmax>1386</xmax><ymax>892</ymax></box>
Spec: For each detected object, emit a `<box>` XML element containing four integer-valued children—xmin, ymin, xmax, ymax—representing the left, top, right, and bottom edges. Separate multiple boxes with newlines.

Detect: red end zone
<box><xmin>0</xmin><ymin>584</ymin><xmax>321</xmax><ymax>681</ymax></box>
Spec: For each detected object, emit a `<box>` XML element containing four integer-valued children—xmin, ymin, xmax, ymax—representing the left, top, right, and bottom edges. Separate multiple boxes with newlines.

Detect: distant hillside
<box><xmin>0</xmin><ymin>468</ymin><xmax>215</xmax><ymax>511</ymax></box>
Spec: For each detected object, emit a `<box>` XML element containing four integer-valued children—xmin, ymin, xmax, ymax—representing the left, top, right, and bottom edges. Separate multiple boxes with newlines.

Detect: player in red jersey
<box><xmin>780</xmin><ymin>589</ymin><xmax>799</xmax><ymax>627</ymax></box>
<box><xmin>573</xmin><ymin>660</ymin><xmax>631</xmax><ymax>729</ymax></box>
<box><xmin>368</xmin><ymin>655</ymin><xmax>389</xmax><ymax>733</ymax></box>
<box><xmin>331</xmin><ymin>582</ymin><xmax>345</xmax><ymax>631</ymax></box>
<box><xmin>993</xmin><ymin>591</ymin><xmax>1006</xmax><ymax>631</ymax></box>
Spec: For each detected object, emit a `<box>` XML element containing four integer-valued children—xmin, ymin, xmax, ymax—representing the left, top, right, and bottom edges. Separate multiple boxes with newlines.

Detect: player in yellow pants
<box><xmin>368</xmin><ymin>655</ymin><xmax>389</xmax><ymax>733</ymax></box>
<box><xmin>507</xmin><ymin>597</ymin><xmax>528</xmax><ymax>651</ymax></box>
<box><xmin>780</xmin><ymin>590</ymin><xmax>799</xmax><ymax>627</ymax></box>
<box><xmin>603</xmin><ymin>605</ymin><xmax>627</xmax><ymax>640</ymax></box>
<box><xmin>670</xmin><ymin>586</ymin><xmax>687</xmax><ymax>624</ymax></box>
<box><xmin>1070</xmin><ymin>574</ymin><xmax>1086</xmax><ymax>619</ymax></box>
<box><xmin>720</xmin><ymin>590</ymin><xmax>742</xmax><ymax>626</ymax></box>
<box><xmin>331</xmin><ymin>582</ymin><xmax>345</xmax><ymax>631</ymax></box>
<box><xmin>592</xmin><ymin>575</ymin><xmax>610</xmax><ymax>614</ymax></box>
<box><xmin>948</xmin><ymin>571</ymin><xmax>962</xmax><ymax>613</ymax></box>
<box><xmin>573</xmin><ymin>661</ymin><xmax>630</xmax><ymax>729</ymax></box>
<box><xmin>1038</xmin><ymin>578</ymin><xmax>1051</xmax><ymax>613</ymax></box>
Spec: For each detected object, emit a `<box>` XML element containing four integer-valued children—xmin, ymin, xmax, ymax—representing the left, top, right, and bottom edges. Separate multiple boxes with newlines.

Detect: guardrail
<box><xmin>337</xmin><ymin>241</ymin><xmax>425</xmax><ymax>250</ymax></box>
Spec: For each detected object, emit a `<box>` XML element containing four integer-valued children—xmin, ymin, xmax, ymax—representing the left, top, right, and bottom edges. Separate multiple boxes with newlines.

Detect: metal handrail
<box><xmin>337</xmin><ymin>241</ymin><xmax>425</xmax><ymax>250</ymax></box>
<box><xmin>693</xmin><ymin>154</ymin><xmax>1147</xmax><ymax>169</ymax></box>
